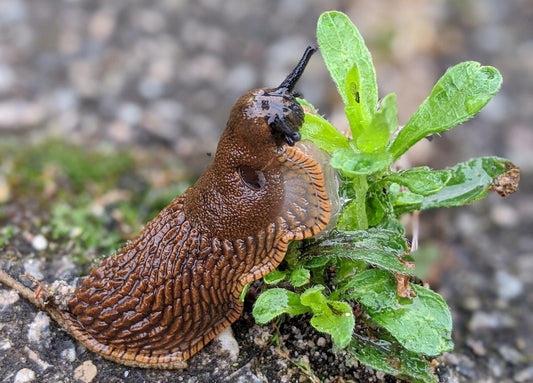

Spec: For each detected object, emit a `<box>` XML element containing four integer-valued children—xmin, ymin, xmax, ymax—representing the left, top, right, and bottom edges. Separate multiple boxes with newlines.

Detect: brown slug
<box><xmin>0</xmin><ymin>46</ymin><xmax>332</xmax><ymax>369</ymax></box>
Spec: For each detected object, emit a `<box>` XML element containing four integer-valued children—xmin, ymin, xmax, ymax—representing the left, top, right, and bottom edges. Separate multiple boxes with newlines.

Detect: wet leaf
<box><xmin>263</xmin><ymin>269</ymin><xmax>287</xmax><ymax>285</ymax></box>
<box><xmin>392</xmin><ymin>157</ymin><xmax>517</xmax><ymax>214</ymax></box>
<box><xmin>347</xmin><ymin>337</ymin><xmax>438</xmax><ymax>383</ymax></box>
<box><xmin>356</xmin><ymin>93</ymin><xmax>398</xmax><ymax>152</ymax></box>
<box><xmin>389</xmin><ymin>62</ymin><xmax>502</xmax><ymax>159</ymax></box>
<box><xmin>317</xmin><ymin>11</ymin><xmax>378</xmax><ymax>136</ymax></box>
<box><xmin>344</xmin><ymin>269</ymin><xmax>453</xmax><ymax>356</ymax></box>
<box><xmin>305</xmin><ymin>229</ymin><xmax>413</xmax><ymax>275</ymax></box>
<box><xmin>331</xmin><ymin>149</ymin><xmax>392</xmax><ymax>177</ymax></box>
<box><xmin>301</xmin><ymin>285</ymin><xmax>355</xmax><ymax>348</ymax></box>
<box><xmin>289</xmin><ymin>268</ymin><xmax>310</xmax><ymax>287</ymax></box>
<box><xmin>300</xmin><ymin>112</ymin><xmax>351</xmax><ymax>153</ymax></box>
<box><xmin>385</xmin><ymin>167</ymin><xmax>451</xmax><ymax>196</ymax></box>
<box><xmin>253</xmin><ymin>288</ymin><xmax>309</xmax><ymax>323</ymax></box>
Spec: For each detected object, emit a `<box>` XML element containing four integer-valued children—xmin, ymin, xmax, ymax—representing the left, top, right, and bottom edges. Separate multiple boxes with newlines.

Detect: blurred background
<box><xmin>0</xmin><ymin>0</ymin><xmax>531</xmax><ymax>381</ymax></box>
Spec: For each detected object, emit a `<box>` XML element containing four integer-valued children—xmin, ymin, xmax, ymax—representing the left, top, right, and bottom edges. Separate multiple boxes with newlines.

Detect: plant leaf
<box><xmin>356</xmin><ymin>93</ymin><xmax>398</xmax><ymax>153</ymax></box>
<box><xmin>345</xmin><ymin>269</ymin><xmax>454</xmax><ymax>356</ymax></box>
<box><xmin>392</xmin><ymin>157</ymin><xmax>516</xmax><ymax>214</ymax></box>
<box><xmin>347</xmin><ymin>337</ymin><xmax>438</xmax><ymax>383</ymax></box>
<box><xmin>331</xmin><ymin>149</ymin><xmax>392</xmax><ymax>177</ymax></box>
<box><xmin>300</xmin><ymin>285</ymin><xmax>355</xmax><ymax>348</ymax></box>
<box><xmin>385</xmin><ymin>167</ymin><xmax>451</xmax><ymax>196</ymax></box>
<box><xmin>289</xmin><ymin>268</ymin><xmax>310</xmax><ymax>287</ymax></box>
<box><xmin>389</xmin><ymin>62</ymin><xmax>502</xmax><ymax>159</ymax></box>
<box><xmin>253</xmin><ymin>288</ymin><xmax>309</xmax><ymax>323</ymax></box>
<box><xmin>317</xmin><ymin>11</ymin><xmax>378</xmax><ymax>131</ymax></box>
<box><xmin>263</xmin><ymin>269</ymin><xmax>287</xmax><ymax>285</ymax></box>
<box><xmin>300</xmin><ymin>112</ymin><xmax>351</xmax><ymax>153</ymax></box>
<box><xmin>344</xmin><ymin>66</ymin><xmax>373</xmax><ymax>137</ymax></box>
<box><xmin>305</xmin><ymin>229</ymin><xmax>413</xmax><ymax>275</ymax></box>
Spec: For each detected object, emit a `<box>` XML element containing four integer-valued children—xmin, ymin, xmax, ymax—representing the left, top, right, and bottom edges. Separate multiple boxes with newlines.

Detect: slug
<box><xmin>0</xmin><ymin>46</ymin><xmax>332</xmax><ymax>369</ymax></box>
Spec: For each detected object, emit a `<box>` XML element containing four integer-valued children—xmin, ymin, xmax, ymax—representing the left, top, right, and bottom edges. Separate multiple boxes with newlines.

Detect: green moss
<box><xmin>0</xmin><ymin>225</ymin><xmax>15</xmax><ymax>247</ymax></box>
<box><xmin>0</xmin><ymin>137</ymin><xmax>189</xmax><ymax>267</ymax></box>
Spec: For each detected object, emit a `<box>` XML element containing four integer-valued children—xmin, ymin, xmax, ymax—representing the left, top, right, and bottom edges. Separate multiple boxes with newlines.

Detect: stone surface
<box><xmin>14</xmin><ymin>368</ymin><xmax>36</xmax><ymax>383</ymax></box>
<box><xmin>0</xmin><ymin>1</ymin><xmax>531</xmax><ymax>382</ymax></box>
<box><xmin>73</xmin><ymin>360</ymin><xmax>98</xmax><ymax>383</ymax></box>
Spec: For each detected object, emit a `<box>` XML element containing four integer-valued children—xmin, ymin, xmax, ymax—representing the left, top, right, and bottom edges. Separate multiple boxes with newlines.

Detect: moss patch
<box><xmin>0</xmin><ymin>137</ymin><xmax>190</xmax><ymax>268</ymax></box>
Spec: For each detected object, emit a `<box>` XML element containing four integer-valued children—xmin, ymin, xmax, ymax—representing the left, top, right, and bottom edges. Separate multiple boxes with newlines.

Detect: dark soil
<box><xmin>1</xmin><ymin>1</ymin><xmax>531</xmax><ymax>382</ymax></box>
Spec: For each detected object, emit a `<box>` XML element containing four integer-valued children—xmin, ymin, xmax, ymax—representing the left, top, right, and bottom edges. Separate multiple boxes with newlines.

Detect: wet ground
<box><xmin>0</xmin><ymin>1</ymin><xmax>532</xmax><ymax>382</ymax></box>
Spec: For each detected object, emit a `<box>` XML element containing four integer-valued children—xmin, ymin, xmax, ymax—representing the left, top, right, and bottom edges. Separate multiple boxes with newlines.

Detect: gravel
<box><xmin>1</xmin><ymin>1</ymin><xmax>532</xmax><ymax>382</ymax></box>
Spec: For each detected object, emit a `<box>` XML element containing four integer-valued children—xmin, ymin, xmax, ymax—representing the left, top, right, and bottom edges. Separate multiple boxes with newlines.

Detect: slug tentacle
<box><xmin>277</xmin><ymin>45</ymin><xmax>317</xmax><ymax>92</ymax></box>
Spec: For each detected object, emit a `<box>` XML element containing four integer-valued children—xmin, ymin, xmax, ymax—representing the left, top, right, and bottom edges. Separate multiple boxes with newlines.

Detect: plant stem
<box><xmin>352</xmin><ymin>175</ymin><xmax>369</xmax><ymax>230</ymax></box>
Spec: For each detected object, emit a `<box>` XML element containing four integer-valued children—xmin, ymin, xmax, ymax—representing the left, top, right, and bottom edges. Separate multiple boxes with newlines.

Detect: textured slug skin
<box><xmin>60</xmin><ymin>58</ymin><xmax>331</xmax><ymax>369</ymax></box>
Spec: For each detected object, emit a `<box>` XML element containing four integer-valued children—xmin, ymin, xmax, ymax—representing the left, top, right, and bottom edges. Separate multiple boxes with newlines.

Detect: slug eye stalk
<box><xmin>277</xmin><ymin>46</ymin><xmax>317</xmax><ymax>92</ymax></box>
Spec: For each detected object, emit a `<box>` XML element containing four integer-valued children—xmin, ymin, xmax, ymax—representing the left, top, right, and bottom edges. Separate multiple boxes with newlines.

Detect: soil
<box><xmin>1</xmin><ymin>1</ymin><xmax>532</xmax><ymax>382</ymax></box>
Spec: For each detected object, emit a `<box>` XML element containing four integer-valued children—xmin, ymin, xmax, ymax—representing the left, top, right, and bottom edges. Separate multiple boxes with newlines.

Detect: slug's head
<box><xmin>185</xmin><ymin>45</ymin><xmax>332</xmax><ymax>241</ymax></box>
<box><xmin>225</xmin><ymin>46</ymin><xmax>316</xmax><ymax>149</ymax></box>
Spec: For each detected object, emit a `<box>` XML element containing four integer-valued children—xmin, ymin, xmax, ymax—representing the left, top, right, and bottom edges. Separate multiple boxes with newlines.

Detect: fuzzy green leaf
<box><xmin>337</xmin><ymin>199</ymin><xmax>362</xmax><ymax>231</ymax></box>
<box><xmin>345</xmin><ymin>269</ymin><xmax>453</xmax><ymax>356</ymax></box>
<box><xmin>331</xmin><ymin>149</ymin><xmax>392</xmax><ymax>177</ymax></box>
<box><xmin>389</xmin><ymin>62</ymin><xmax>502</xmax><ymax>159</ymax></box>
<box><xmin>348</xmin><ymin>337</ymin><xmax>438</xmax><ymax>383</ymax></box>
<box><xmin>392</xmin><ymin>157</ymin><xmax>516</xmax><ymax>214</ymax></box>
<box><xmin>386</xmin><ymin>167</ymin><xmax>451</xmax><ymax>196</ymax></box>
<box><xmin>344</xmin><ymin>66</ymin><xmax>373</xmax><ymax>137</ymax></box>
<box><xmin>317</xmin><ymin>11</ymin><xmax>378</xmax><ymax>131</ymax></box>
<box><xmin>356</xmin><ymin>93</ymin><xmax>398</xmax><ymax>153</ymax></box>
<box><xmin>300</xmin><ymin>112</ymin><xmax>351</xmax><ymax>153</ymax></box>
<box><xmin>263</xmin><ymin>269</ymin><xmax>287</xmax><ymax>285</ymax></box>
<box><xmin>305</xmin><ymin>229</ymin><xmax>413</xmax><ymax>275</ymax></box>
<box><xmin>421</xmin><ymin>157</ymin><xmax>511</xmax><ymax>208</ymax></box>
<box><xmin>253</xmin><ymin>288</ymin><xmax>309</xmax><ymax>323</ymax></box>
<box><xmin>290</xmin><ymin>268</ymin><xmax>310</xmax><ymax>287</ymax></box>
<box><xmin>300</xmin><ymin>285</ymin><xmax>355</xmax><ymax>348</ymax></box>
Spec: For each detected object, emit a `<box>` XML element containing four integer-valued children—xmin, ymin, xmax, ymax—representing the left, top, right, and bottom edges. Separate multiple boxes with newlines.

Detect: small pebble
<box><xmin>0</xmin><ymin>0</ymin><xmax>28</xmax><ymax>24</ymax></box>
<box><xmin>316</xmin><ymin>337</ymin><xmax>326</xmax><ymax>347</ymax></box>
<box><xmin>25</xmin><ymin>346</ymin><xmax>52</xmax><ymax>370</ymax></box>
<box><xmin>14</xmin><ymin>368</ymin><xmax>36</xmax><ymax>383</ymax></box>
<box><xmin>0</xmin><ymin>101</ymin><xmax>46</xmax><ymax>129</ymax></box>
<box><xmin>74</xmin><ymin>360</ymin><xmax>98</xmax><ymax>383</ymax></box>
<box><xmin>230</xmin><ymin>364</ymin><xmax>264</xmax><ymax>383</ymax></box>
<box><xmin>0</xmin><ymin>339</ymin><xmax>12</xmax><ymax>350</ymax></box>
<box><xmin>31</xmin><ymin>234</ymin><xmax>48</xmax><ymax>251</ymax></box>
<box><xmin>498</xmin><ymin>344</ymin><xmax>524</xmax><ymax>364</ymax></box>
<box><xmin>495</xmin><ymin>270</ymin><xmax>523</xmax><ymax>300</ymax></box>
<box><xmin>514</xmin><ymin>365</ymin><xmax>533</xmax><ymax>382</ymax></box>
<box><xmin>490</xmin><ymin>203</ymin><xmax>519</xmax><ymax>227</ymax></box>
<box><xmin>23</xmin><ymin>258</ymin><xmax>44</xmax><ymax>280</ymax></box>
<box><xmin>466</xmin><ymin>338</ymin><xmax>486</xmax><ymax>356</ymax></box>
<box><xmin>462</xmin><ymin>296</ymin><xmax>481</xmax><ymax>311</ymax></box>
<box><xmin>138</xmin><ymin>77</ymin><xmax>164</xmax><ymax>100</ymax></box>
<box><xmin>60</xmin><ymin>346</ymin><xmax>76</xmax><ymax>362</ymax></box>
<box><xmin>487</xmin><ymin>356</ymin><xmax>504</xmax><ymax>378</ymax></box>
<box><xmin>27</xmin><ymin>312</ymin><xmax>50</xmax><ymax>344</ymax></box>
<box><xmin>0</xmin><ymin>289</ymin><xmax>20</xmax><ymax>306</ymax></box>
<box><xmin>215</xmin><ymin>326</ymin><xmax>239</xmax><ymax>362</ymax></box>
<box><xmin>516</xmin><ymin>253</ymin><xmax>533</xmax><ymax>284</ymax></box>
<box><xmin>468</xmin><ymin>311</ymin><xmax>515</xmax><ymax>331</ymax></box>
<box><xmin>117</xmin><ymin>102</ymin><xmax>142</xmax><ymax>125</ymax></box>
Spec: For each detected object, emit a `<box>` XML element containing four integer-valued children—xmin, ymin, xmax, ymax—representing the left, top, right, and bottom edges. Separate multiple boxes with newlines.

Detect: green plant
<box><xmin>252</xmin><ymin>11</ymin><xmax>519</xmax><ymax>382</ymax></box>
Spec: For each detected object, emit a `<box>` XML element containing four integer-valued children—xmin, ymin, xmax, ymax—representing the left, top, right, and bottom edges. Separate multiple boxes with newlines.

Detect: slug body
<box><xmin>19</xmin><ymin>47</ymin><xmax>331</xmax><ymax>368</ymax></box>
